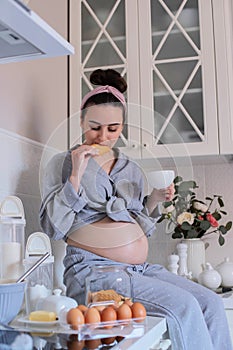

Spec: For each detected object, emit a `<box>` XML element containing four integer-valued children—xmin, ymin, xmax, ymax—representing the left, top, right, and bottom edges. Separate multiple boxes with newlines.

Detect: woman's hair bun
<box><xmin>90</xmin><ymin>69</ymin><xmax>127</xmax><ymax>93</ymax></box>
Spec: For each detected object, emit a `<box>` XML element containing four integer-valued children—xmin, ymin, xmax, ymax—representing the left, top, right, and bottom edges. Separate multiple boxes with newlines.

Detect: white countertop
<box><xmin>111</xmin><ymin>316</ymin><xmax>169</xmax><ymax>350</ymax></box>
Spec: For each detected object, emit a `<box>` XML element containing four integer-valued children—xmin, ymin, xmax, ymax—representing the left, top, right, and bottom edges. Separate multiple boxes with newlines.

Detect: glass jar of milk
<box><xmin>24</xmin><ymin>255</ymin><xmax>54</xmax><ymax>313</ymax></box>
<box><xmin>0</xmin><ymin>196</ymin><xmax>25</xmax><ymax>282</ymax></box>
<box><xmin>24</xmin><ymin>232</ymin><xmax>54</xmax><ymax>314</ymax></box>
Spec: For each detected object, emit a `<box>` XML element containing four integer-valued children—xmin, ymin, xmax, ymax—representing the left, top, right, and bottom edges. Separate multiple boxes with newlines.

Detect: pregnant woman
<box><xmin>40</xmin><ymin>69</ymin><xmax>232</xmax><ymax>350</ymax></box>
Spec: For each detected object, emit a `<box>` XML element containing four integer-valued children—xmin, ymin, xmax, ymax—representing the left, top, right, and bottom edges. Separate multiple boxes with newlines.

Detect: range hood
<box><xmin>0</xmin><ymin>0</ymin><xmax>74</xmax><ymax>63</ymax></box>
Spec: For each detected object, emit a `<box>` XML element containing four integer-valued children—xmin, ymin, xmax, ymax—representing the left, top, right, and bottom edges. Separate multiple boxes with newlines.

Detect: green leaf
<box><xmin>163</xmin><ymin>201</ymin><xmax>173</xmax><ymax>208</ymax></box>
<box><xmin>205</xmin><ymin>197</ymin><xmax>213</xmax><ymax>201</ymax></box>
<box><xmin>220</xmin><ymin>210</ymin><xmax>227</xmax><ymax>215</ymax></box>
<box><xmin>200</xmin><ymin>220</ymin><xmax>211</xmax><ymax>231</ymax></box>
<box><xmin>218</xmin><ymin>234</ymin><xmax>225</xmax><ymax>246</ymax></box>
<box><xmin>178</xmin><ymin>181</ymin><xmax>196</xmax><ymax>193</ymax></box>
<box><xmin>174</xmin><ymin>176</ymin><xmax>182</xmax><ymax>184</ymax></box>
<box><xmin>181</xmin><ymin>222</ymin><xmax>192</xmax><ymax>230</ymax></box>
<box><xmin>172</xmin><ymin>231</ymin><xmax>183</xmax><ymax>239</ymax></box>
<box><xmin>226</xmin><ymin>221</ymin><xmax>233</xmax><ymax>231</ymax></box>
<box><xmin>218</xmin><ymin>197</ymin><xmax>224</xmax><ymax>207</ymax></box>
<box><xmin>219</xmin><ymin>225</ymin><xmax>227</xmax><ymax>234</ymax></box>
<box><xmin>174</xmin><ymin>226</ymin><xmax>182</xmax><ymax>233</ymax></box>
<box><xmin>187</xmin><ymin>229</ymin><xmax>198</xmax><ymax>238</ymax></box>
<box><xmin>212</xmin><ymin>212</ymin><xmax>221</xmax><ymax>220</ymax></box>
<box><xmin>157</xmin><ymin>214</ymin><xmax>167</xmax><ymax>222</ymax></box>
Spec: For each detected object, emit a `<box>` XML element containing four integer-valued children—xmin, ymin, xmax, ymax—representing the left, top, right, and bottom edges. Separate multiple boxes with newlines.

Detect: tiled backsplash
<box><xmin>1</xmin><ymin>128</ymin><xmax>233</xmax><ymax>275</ymax></box>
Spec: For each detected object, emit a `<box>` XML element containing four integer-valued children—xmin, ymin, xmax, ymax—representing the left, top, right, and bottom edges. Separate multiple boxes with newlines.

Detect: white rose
<box><xmin>193</xmin><ymin>201</ymin><xmax>208</xmax><ymax>213</ymax></box>
<box><xmin>177</xmin><ymin>212</ymin><xmax>195</xmax><ymax>225</ymax></box>
<box><xmin>162</xmin><ymin>204</ymin><xmax>175</xmax><ymax>214</ymax></box>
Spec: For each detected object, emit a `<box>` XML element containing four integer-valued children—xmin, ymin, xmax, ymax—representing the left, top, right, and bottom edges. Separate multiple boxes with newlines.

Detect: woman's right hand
<box><xmin>69</xmin><ymin>145</ymin><xmax>98</xmax><ymax>191</ymax></box>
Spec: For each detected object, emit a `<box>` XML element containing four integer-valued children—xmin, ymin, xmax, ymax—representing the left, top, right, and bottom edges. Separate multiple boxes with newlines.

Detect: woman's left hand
<box><xmin>156</xmin><ymin>182</ymin><xmax>175</xmax><ymax>202</ymax></box>
<box><xmin>146</xmin><ymin>183</ymin><xmax>175</xmax><ymax>215</ymax></box>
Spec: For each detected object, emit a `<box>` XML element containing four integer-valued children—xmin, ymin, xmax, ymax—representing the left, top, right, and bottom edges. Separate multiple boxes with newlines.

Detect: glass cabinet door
<box><xmin>139</xmin><ymin>0</ymin><xmax>219</xmax><ymax>158</ymax></box>
<box><xmin>69</xmin><ymin>0</ymin><xmax>141</xmax><ymax>156</ymax></box>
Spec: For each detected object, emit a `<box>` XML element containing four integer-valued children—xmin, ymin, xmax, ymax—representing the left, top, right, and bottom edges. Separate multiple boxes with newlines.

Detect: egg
<box><xmin>84</xmin><ymin>307</ymin><xmax>101</xmax><ymax>325</ymax></box>
<box><xmin>85</xmin><ymin>339</ymin><xmax>102</xmax><ymax>349</ymax></box>
<box><xmin>101</xmin><ymin>337</ymin><xmax>116</xmax><ymax>345</ymax></box>
<box><xmin>67</xmin><ymin>339</ymin><xmax>85</xmax><ymax>350</ymax></box>
<box><xmin>117</xmin><ymin>303</ymin><xmax>132</xmax><ymax>321</ymax></box>
<box><xmin>77</xmin><ymin>304</ymin><xmax>88</xmax><ymax>314</ymax></box>
<box><xmin>66</xmin><ymin>308</ymin><xmax>85</xmax><ymax>330</ymax></box>
<box><xmin>131</xmin><ymin>302</ymin><xmax>147</xmax><ymax>322</ymax></box>
<box><xmin>101</xmin><ymin>306</ymin><xmax>117</xmax><ymax>328</ymax></box>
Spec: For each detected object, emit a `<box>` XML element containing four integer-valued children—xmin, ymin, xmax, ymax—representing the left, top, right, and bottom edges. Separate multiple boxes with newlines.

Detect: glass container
<box><xmin>85</xmin><ymin>265</ymin><xmax>132</xmax><ymax>305</ymax></box>
<box><xmin>0</xmin><ymin>196</ymin><xmax>25</xmax><ymax>281</ymax></box>
<box><xmin>24</xmin><ymin>232</ymin><xmax>54</xmax><ymax>314</ymax></box>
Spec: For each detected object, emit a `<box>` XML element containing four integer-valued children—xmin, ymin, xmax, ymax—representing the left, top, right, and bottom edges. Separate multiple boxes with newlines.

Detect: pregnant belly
<box><xmin>67</xmin><ymin>217</ymin><xmax>148</xmax><ymax>264</ymax></box>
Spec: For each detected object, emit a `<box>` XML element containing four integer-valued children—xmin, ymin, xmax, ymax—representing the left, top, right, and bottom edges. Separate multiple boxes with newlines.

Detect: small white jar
<box><xmin>198</xmin><ymin>262</ymin><xmax>222</xmax><ymax>290</ymax></box>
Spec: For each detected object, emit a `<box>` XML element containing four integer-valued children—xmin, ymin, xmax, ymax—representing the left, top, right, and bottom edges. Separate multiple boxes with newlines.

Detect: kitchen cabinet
<box><xmin>69</xmin><ymin>0</ymin><xmax>233</xmax><ymax>159</ymax></box>
<box><xmin>212</xmin><ymin>0</ymin><xmax>233</xmax><ymax>155</ymax></box>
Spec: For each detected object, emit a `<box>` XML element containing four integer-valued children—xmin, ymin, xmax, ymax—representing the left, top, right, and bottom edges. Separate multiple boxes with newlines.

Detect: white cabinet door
<box><xmin>213</xmin><ymin>0</ymin><xmax>233</xmax><ymax>155</ymax></box>
<box><xmin>138</xmin><ymin>0</ymin><xmax>219</xmax><ymax>159</ymax></box>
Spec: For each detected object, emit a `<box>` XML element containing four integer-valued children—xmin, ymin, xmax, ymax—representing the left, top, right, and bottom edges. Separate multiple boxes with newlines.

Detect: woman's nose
<box><xmin>98</xmin><ymin>127</ymin><xmax>108</xmax><ymax>141</ymax></box>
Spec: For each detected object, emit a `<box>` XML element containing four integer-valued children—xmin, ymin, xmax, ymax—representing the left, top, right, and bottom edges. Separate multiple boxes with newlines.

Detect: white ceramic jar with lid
<box><xmin>216</xmin><ymin>257</ymin><xmax>233</xmax><ymax>287</ymax></box>
<box><xmin>198</xmin><ymin>262</ymin><xmax>222</xmax><ymax>290</ymax></box>
<box><xmin>36</xmin><ymin>288</ymin><xmax>77</xmax><ymax>315</ymax></box>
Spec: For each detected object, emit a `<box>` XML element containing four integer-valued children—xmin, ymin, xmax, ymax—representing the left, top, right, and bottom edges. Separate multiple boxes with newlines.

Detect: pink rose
<box><xmin>206</xmin><ymin>213</ymin><xmax>219</xmax><ymax>227</ymax></box>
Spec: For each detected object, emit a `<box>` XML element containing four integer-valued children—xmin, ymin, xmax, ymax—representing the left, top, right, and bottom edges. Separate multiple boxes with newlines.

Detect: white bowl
<box><xmin>147</xmin><ymin>170</ymin><xmax>175</xmax><ymax>189</ymax></box>
<box><xmin>0</xmin><ymin>281</ymin><xmax>26</xmax><ymax>324</ymax></box>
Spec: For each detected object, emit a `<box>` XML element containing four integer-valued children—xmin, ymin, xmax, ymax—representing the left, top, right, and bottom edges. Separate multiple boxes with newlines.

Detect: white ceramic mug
<box><xmin>147</xmin><ymin>170</ymin><xmax>175</xmax><ymax>189</ymax></box>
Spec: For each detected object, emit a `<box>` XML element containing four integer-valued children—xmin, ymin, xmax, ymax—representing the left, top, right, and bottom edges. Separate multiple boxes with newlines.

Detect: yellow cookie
<box><xmin>92</xmin><ymin>144</ymin><xmax>110</xmax><ymax>155</ymax></box>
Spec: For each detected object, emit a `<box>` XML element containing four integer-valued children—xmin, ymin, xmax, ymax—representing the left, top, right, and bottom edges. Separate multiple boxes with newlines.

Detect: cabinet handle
<box><xmin>150</xmin><ymin>338</ymin><xmax>171</xmax><ymax>350</ymax></box>
<box><xmin>143</xmin><ymin>143</ymin><xmax>148</xmax><ymax>148</ymax></box>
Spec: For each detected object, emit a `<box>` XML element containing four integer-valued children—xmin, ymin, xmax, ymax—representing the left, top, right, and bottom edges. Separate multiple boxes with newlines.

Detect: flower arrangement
<box><xmin>158</xmin><ymin>176</ymin><xmax>232</xmax><ymax>246</ymax></box>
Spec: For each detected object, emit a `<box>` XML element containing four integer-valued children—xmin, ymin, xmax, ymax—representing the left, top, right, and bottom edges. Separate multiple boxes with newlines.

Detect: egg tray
<box><xmin>59</xmin><ymin>300</ymin><xmax>146</xmax><ymax>340</ymax></box>
<box><xmin>59</xmin><ymin>317</ymin><xmax>146</xmax><ymax>340</ymax></box>
<box><xmin>9</xmin><ymin>316</ymin><xmax>145</xmax><ymax>341</ymax></box>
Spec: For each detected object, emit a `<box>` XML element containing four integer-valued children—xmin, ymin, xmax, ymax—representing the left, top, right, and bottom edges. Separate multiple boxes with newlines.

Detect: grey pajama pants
<box><xmin>63</xmin><ymin>246</ymin><xmax>232</xmax><ymax>350</ymax></box>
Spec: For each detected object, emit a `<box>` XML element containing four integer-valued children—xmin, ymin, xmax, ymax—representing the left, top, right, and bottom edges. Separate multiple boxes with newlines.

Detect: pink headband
<box><xmin>80</xmin><ymin>85</ymin><xmax>126</xmax><ymax>110</ymax></box>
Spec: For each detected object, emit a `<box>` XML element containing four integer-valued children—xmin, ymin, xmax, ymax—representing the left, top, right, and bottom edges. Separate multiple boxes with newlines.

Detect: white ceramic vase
<box><xmin>182</xmin><ymin>238</ymin><xmax>205</xmax><ymax>281</ymax></box>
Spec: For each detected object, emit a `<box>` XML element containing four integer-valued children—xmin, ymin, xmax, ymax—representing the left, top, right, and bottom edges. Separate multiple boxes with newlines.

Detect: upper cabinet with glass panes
<box><xmin>69</xmin><ymin>0</ymin><xmax>233</xmax><ymax>159</ymax></box>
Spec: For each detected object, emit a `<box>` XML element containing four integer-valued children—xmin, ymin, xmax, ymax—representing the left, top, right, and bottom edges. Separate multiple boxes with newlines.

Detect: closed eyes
<box><xmin>91</xmin><ymin>126</ymin><xmax>118</xmax><ymax>132</ymax></box>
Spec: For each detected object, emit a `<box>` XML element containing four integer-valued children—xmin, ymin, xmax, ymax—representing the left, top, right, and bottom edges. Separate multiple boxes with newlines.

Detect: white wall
<box><xmin>0</xmin><ymin>0</ymin><xmax>68</xmax><ymax>147</ymax></box>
